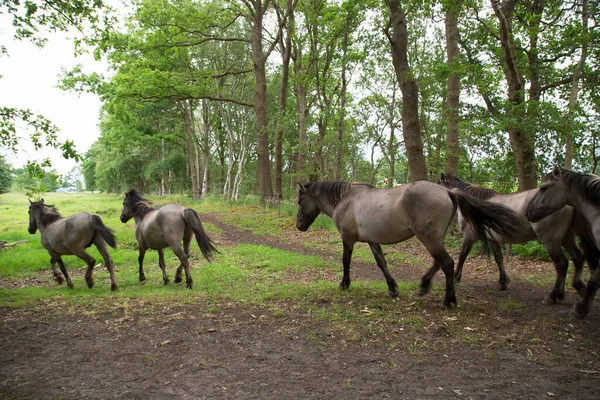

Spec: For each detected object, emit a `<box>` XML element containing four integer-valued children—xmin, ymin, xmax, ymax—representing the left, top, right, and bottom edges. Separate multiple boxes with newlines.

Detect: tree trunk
<box><xmin>565</xmin><ymin>0</ymin><xmax>589</xmax><ymax>169</ymax></box>
<box><xmin>385</xmin><ymin>0</ymin><xmax>428</xmax><ymax>182</ymax></box>
<box><xmin>293</xmin><ymin>42</ymin><xmax>309</xmax><ymax>184</ymax></box>
<box><xmin>250</xmin><ymin>0</ymin><xmax>273</xmax><ymax>203</ymax></box>
<box><xmin>334</xmin><ymin>13</ymin><xmax>350</xmax><ymax>181</ymax></box>
<box><xmin>491</xmin><ymin>0</ymin><xmax>537</xmax><ymax>190</ymax></box>
<box><xmin>200</xmin><ymin>100</ymin><xmax>211</xmax><ymax>199</ymax></box>
<box><xmin>444</xmin><ymin>0</ymin><xmax>461</xmax><ymax>175</ymax></box>
<box><xmin>387</xmin><ymin>88</ymin><xmax>397</xmax><ymax>187</ymax></box>
<box><xmin>274</xmin><ymin>0</ymin><xmax>294</xmax><ymax>199</ymax></box>
<box><xmin>183</xmin><ymin>100</ymin><xmax>200</xmax><ymax>200</ymax></box>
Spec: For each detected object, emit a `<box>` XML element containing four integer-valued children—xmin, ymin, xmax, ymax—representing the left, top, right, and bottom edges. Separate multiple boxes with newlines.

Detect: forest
<box><xmin>4</xmin><ymin>0</ymin><xmax>599</xmax><ymax>201</ymax></box>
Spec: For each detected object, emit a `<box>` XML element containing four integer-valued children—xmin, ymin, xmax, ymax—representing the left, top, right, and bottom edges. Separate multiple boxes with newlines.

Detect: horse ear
<box><xmin>552</xmin><ymin>165</ymin><xmax>562</xmax><ymax>179</ymax></box>
<box><xmin>297</xmin><ymin>182</ymin><xmax>306</xmax><ymax>194</ymax></box>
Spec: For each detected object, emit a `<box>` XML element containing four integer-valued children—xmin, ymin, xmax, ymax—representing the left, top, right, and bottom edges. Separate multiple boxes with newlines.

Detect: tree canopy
<box><xmin>8</xmin><ymin>0</ymin><xmax>598</xmax><ymax>198</ymax></box>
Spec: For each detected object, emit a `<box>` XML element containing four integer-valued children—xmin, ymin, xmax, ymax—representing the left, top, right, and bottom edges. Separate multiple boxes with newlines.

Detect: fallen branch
<box><xmin>0</xmin><ymin>239</ymin><xmax>30</xmax><ymax>250</ymax></box>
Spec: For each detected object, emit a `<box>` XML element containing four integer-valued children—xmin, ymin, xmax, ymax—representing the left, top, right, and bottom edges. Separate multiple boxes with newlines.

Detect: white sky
<box><xmin>1</xmin><ymin>15</ymin><xmax>106</xmax><ymax>175</ymax></box>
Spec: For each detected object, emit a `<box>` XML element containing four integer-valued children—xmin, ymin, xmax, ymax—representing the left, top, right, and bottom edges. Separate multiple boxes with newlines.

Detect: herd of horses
<box><xmin>27</xmin><ymin>167</ymin><xmax>600</xmax><ymax>318</ymax></box>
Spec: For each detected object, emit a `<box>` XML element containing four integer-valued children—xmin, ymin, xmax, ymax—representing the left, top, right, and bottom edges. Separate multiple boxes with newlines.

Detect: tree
<box><xmin>1</xmin><ymin>0</ymin><xmax>113</xmax><ymax>174</ymax></box>
<box><xmin>0</xmin><ymin>157</ymin><xmax>12</xmax><ymax>194</ymax></box>
<box><xmin>385</xmin><ymin>0</ymin><xmax>428</xmax><ymax>182</ymax></box>
<box><xmin>444</xmin><ymin>0</ymin><xmax>461</xmax><ymax>175</ymax></box>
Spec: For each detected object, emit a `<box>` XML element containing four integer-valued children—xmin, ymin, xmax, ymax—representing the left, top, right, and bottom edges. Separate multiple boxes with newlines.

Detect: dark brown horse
<box><xmin>526</xmin><ymin>167</ymin><xmax>600</xmax><ymax>317</ymax></box>
<box><xmin>296</xmin><ymin>181</ymin><xmax>520</xmax><ymax>308</ymax></box>
<box><xmin>439</xmin><ymin>173</ymin><xmax>586</xmax><ymax>303</ymax></box>
<box><xmin>28</xmin><ymin>199</ymin><xmax>118</xmax><ymax>290</ymax></box>
<box><xmin>120</xmin><ymin>190</ymin><xmax>218</xmax><ymax>288</ymax></box>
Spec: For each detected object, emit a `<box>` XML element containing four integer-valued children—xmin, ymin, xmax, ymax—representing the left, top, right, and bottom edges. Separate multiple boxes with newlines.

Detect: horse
<box><xmin>526</xmin><ymin>166</ymin><xmax>600</xmax><ymax>317</ymax></box>
<box><xmin>28</xmin><ymin>199</ymin><xmax>118</xmax><ymax>290</ymax></box>
<box><xmin>295</xmin><ymin>180</ymin><xmax>520</xmax><ymax>308</ymax></box>
<box><xmin>438</xmin><ymin>173</ymin><xmax>586</xmax><ymax>303</ymax></box>
<box><xmin>120</xmin><ymin>190</ymin><xmax>218</xmax><ymax>289</ymax></box>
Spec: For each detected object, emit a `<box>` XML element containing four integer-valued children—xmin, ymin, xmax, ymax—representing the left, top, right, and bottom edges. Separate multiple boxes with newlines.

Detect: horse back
<box><xmin>334</xmin><ymin>182</ymin><xmax>454</xmax><ymax>244</ymax></box>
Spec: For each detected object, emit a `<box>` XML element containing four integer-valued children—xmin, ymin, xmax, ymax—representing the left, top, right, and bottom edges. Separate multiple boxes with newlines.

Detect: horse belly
<box><xmin>353</xmin><ymin>213</ymin><xmax>414</xmax><ymax>244</ymax></box>
<box><xmin>140</xmin><ymin>229</ymin><xmax>169</xmax><ymax>250</ymax></box>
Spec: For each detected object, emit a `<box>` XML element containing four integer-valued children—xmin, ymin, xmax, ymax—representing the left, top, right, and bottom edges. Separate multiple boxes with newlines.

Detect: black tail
<box><xmin>448</xmin><ymin>191</ymin><xmax>519</xmax><ymax>249</ymax></box>
<box><xmin>574</xmin><ymin>211</ymin><xmax>600</xmax><ymax>271</ymax></box>
<box><xmin>91</xmin><ymin>215</ymin><xmax>117</xmax><ymax>248</ymax></box>
<box><xmin>182</xmin><ymin>208</ymin><xmax>218</xmax><ymax>261</ymax></box>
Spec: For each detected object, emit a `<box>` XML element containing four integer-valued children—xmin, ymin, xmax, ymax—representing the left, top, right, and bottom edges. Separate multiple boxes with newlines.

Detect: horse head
<box><xmin>438</xmin><ymin>173</ymin><xmax>460</xmax><ymax>189</ymax></box>
<box><xmin>296</xmin><ymin>182</ymin><xmax>320</xmax><ymax>231</ymax></box>
<box><xmin>120</xmin><ymin>191</ymin><xmax>135</xmax><ymax>223</ymax></box>
<box><xmin>526</xmin><ymin>166</ymin><xmax>568</xmax><ymax>222</ymax></box>
<box><xmin>27</xmin><ymin>198</ymin><xmax>45</xmax><ymax>234</ymax></box>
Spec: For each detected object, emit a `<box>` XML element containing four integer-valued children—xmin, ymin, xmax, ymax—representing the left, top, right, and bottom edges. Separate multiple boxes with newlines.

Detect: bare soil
<box><xmin>1</xmin><ymin>212</ymin><xmax>599</xmax><ymax>399</ymax></box>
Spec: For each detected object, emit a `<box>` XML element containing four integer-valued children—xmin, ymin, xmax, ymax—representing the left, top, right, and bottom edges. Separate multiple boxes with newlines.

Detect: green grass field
<box><xmin>0</xmin><ymin>192</ymin><xmax>347</xmax><ymax>311</ymax></box>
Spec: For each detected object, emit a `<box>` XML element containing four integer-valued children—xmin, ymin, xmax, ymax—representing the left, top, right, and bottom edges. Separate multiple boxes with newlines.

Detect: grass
<box><xmin>0</xmin><ymin>191</ymin><xmax>573</xmax><ymax>350</ymax></box>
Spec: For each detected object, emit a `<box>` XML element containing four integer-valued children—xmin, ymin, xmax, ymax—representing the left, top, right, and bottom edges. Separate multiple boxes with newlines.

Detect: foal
<box><xmin>28</xmin><ymin>199</ymin><xmax>118</xmax><ymax>290</ymax></box>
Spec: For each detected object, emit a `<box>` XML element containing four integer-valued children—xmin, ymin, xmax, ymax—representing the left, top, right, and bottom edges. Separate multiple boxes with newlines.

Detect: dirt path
<box><xmin>1</xmin><ymin>213</ymin><xmax>600</xmax><ymax>399</ymax></box>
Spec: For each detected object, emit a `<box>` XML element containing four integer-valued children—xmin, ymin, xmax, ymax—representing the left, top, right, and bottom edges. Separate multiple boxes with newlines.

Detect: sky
<box><xmin>1</xmin><ymin>15</ymin><xmax>107</xmax><ymax>175</ymax></box>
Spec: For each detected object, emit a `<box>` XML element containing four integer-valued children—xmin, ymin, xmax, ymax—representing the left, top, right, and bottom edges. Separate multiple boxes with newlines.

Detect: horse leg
<box><xmin>454</xmin><ymin>239</ymin><xmax>473</xmax><ymax>283</ymax></box>
<box><xmin>339</xmin><ymin>241</ymin><xmax>354</xmax><ymax>291</ymax></box>
<box><xmin>138</xmin><ymin>248</ymin><xmax>147</xmax><ymax>282</ymax></box>
<box><xmin>417</xmin><ymin>235</ymin><xmax>456</xmax><ymax>308</ymax></box>
<box><xmin>183</xmin><ymin>229</ymin><xmax>192</xmax><ymax>258</ymax></box>
<box><xmin>176</xmin><ymin>230</ymin><xmax>193</xmax><ymax>283</ymax></box>
<box><xmin>72</xmin><ymin>249</ymin><xmax>97</xmax><ymax>289</ymax></box>
<box><xmin>489</xmin><ymin>241</ymin><xmax>510</xmax><ymax>290</ymax></box>
<box><xmin>157</xmin><ymin>249</ymin><xmax>169</xmax><ymax>285</ymax></box>
<box><xmin>95</xmin><ymin>239</ymin><xmax>118</xmax><ymax>291</ymax></box>
<box><xmin>51</xmin><ymin>253</ymin><xmax>74</xmax><ymax>289</ymax></box>
<box><xmin>170</xmin><ymin>243</ymin><xmax>192</xmax><ymax>289</ymax></box>
<box><xmin>368</xmin><ymin>243</ymin><xmax>398</xmax><ymax>298</ymax></box>
<box><xmin>573</xmin><ymin>264</ymin><xmax>600</xmax><ymax>318</ymax></box>
<box><xmin>562</xmin><ymin>234</ymin><xmax>586</xmax><ymax>297</ymax></box>
<box><xmin>49</xmin><ymin>257</ymin><xmax>64</xmax><ymax>285</ymax></box>
<box><xmin>424</xmin><ymin>249</ymin><xmax>456</xmax><ymax>309</ymax></box>
<box><xmin>544</xmin><ymin>246</ymin><xmax>569</xmax><ymax>304</ymax></box>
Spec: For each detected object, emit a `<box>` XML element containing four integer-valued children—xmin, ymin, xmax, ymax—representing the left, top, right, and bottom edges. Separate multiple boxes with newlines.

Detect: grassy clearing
<box><xmin>0</xmin><ymin>191</ymin><xmax>571</xmax><ymax>352</ymax></box>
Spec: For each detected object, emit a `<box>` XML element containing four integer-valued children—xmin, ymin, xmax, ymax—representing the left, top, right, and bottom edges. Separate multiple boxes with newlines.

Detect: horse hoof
<box><xmin>87</xmin><ymin>283</ymin><xmax>94</xmax><ymax>289</ymax></box>
<box><xmin>186</xmin><ymin>283</ymin><xmax>193</xmax><ymax>290</ymax></box>
<box><xmin>572</xmin><ymin>302</ymin><xmax>589</xmax><ymax>319</ymax></box>
<box><xmin>498</xmin><ymin>282</ymin><xmax>509</xmax><ymax>291</ymax></box>
<box><xmin>139</xmin><ymin>276</ymin><xmax>146</xmax><ymax>282</ymax></box>
<box><xmin>338</xmin><ymin>282</ymin><xmax>350</xmax><ymax>291</ymax></box>
<box><xmin>388</xmin><ymin>291</ymin><xmax>399</xmax><ymax>298</ymax></box>
<box><xmin>111</xmin><ymin>284</ymin><xmax>118</xmax><ymax>291</ymax></box>
<box><xmin>67</xmin><ymin>284</ymin><xmax>74</xmax><ymax>289</ymax></box>
<box><xmin>573</xmin><ymin>282</ymin><xmax>586</xmax><ymax>297</ymax></box>
<box><xmin>542</xmin><ymin>296</ymin><xmax>562</xmax><ymax>305</ymax></box>
<box><xmin>174</xmin><ymin>277</ymin><xmax>182</xmax><ymax>284</ymax></box>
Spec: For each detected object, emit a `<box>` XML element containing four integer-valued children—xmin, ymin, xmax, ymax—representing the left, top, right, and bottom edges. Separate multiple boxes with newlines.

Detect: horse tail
<box><xmin>91</xmin><ymin>215</ymin><xmax>117</xmax><ymax>248</ymax></box>
<box><xmin>448</xmin><ymin>191</ymin><xmax>519</xmax><ymax>248</ymax></box>
<box><xmin>182</xmin><ymin>208</ymin><xmax>219</xmax><ymax>261</ymax></box>
<box><xmin>573</xmin><ymin>210</ymin><xmax>600</xmax><ymax>271</ymax></box>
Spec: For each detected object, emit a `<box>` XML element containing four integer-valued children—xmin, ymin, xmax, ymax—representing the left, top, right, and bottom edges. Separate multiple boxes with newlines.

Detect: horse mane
<box><xmin>440</xmin><ymin>173</ymin><xmax>498</xmax><ymax>200</ymax></box>
<box><xmin>555</xmin><ymin>168</ymin><xmax>600</xmax><ymax>205</ymax></box>
<box><xmin>31</xmin><ymin>202</ymin><xmax>62</xmax><ymax>227</ymax></box>
<box><xmin>304</xmin><ymin>181</ymin><xmax>372</xmax><ymax>207</ymax></box>
<box><xmin>125</xmin><ymin>189</ymin><xmax>156</xmax><ymax>219</ymax></box>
